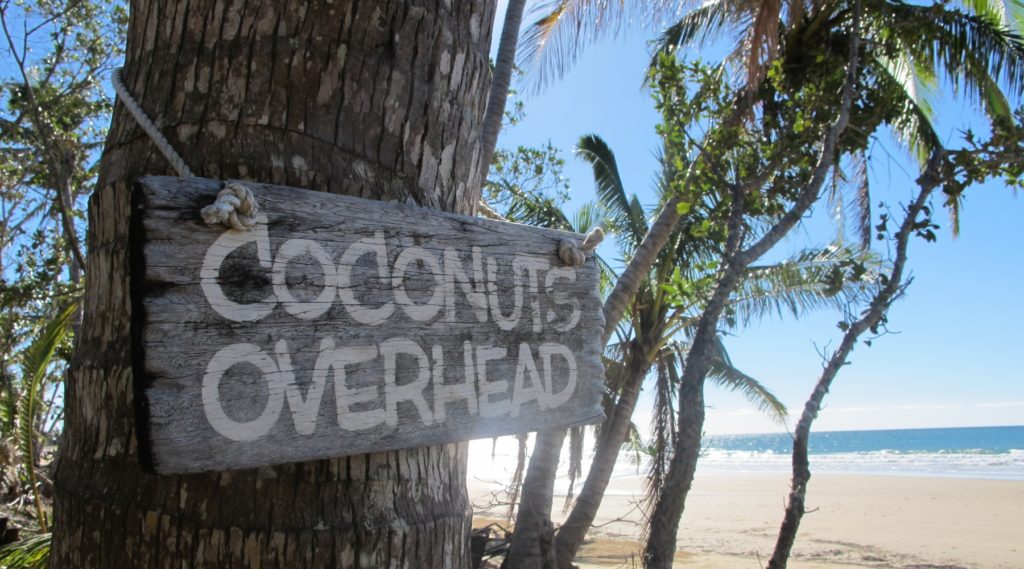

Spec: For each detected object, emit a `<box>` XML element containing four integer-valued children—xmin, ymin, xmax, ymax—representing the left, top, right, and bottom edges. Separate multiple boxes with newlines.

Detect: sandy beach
<box><xmin>470</xmin><ymin>470</ymin><xmax>1024</xmax><ymax>568</ymax></box>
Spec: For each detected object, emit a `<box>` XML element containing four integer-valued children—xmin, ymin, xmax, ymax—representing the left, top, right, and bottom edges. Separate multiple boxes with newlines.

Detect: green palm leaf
<box><xmin>735</xmin><ymin>244</ymin><xmax>880</xmax><ymax>322</ymax></box>
<box><xmin>571</xmin><ymin>200</ymin><xmax>606</xmax><ymax>235</ymax></box>
<box><xmin>706</xmin><ymin>336</ymin><xmax>787</xmax><ymax>422</ymax></box>
<box><xmin>874</xmin><ymin>0</ymin><xmax>1024</xmax><ymax>103</ymax></box>
<box><xmin>17</xmin><ymin>299</ymin><xmax>79</xmax><ymax>532</ymax></box>
<box><xmin>576</xmin><ymin>133</ymin><xmax>648</xmax><ymax>246</ymax></box>
<box><xmin>866</xmin><ymin>54</ymin><xmax>945</xmax><ymax>160</ymax></box>
<box><xmin>0</xmin><ymin>532</ymin><xmax>51</xmax><ymax>569</ymax></box>
<box><xmin>963</xmin><ymin>0</ymin><xmax>1024</xmax><ymax>34</ymax></box>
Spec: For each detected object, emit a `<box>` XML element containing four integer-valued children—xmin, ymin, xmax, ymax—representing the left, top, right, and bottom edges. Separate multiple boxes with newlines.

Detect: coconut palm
<box><xmin>552</xmin><ymin>134</ymin><xmax>878</xmax><ymax>567</ymax></box>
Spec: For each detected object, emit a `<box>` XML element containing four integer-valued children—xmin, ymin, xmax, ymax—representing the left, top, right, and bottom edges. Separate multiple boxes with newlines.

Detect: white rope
<box><xmin>200</xmin><ymin>182</ymin><xmax>260</xmax><ymax>230</ymax></box>
<box><xmin>558</xmin><ymin>227</ymin><xmax>604</xmax><ymax>267</ymax></box>
<box><xmin>110</xmin><ymin>68</ymin><xmax>193</xmax><ymax>178</ymax></box>
<box><xmin>113</xmin><ymin>68</ymin><xmax>263</xmax><ymax>231</ymax></box>
<box><xmin>112</xmin><ymin>68</ymin><xmax>593</xmax><ymax>243</ymax></box>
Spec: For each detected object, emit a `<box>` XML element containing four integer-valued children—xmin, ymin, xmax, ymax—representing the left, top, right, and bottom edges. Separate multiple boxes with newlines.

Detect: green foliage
<box><xmin>575</xmin><ymin>134</ymin><xmax>647</xmax><ymax>248</ymax></box>
<box><xmin>0</xmin><ymin>0</ymin><xmax>125</xmax><ymax>531</ymax></box>
<box><xmin>484</xmin><ymin>143</ymin><xmax>573</xmax><ymax>229</ymax></box>
<box><xmin>0</xmin><ymin>299</ymin><xmax>77</xmax><ymax>535</ymax></box>
<box><xmin>0</xmin><ymin>531</ymin><xmax>51</xmax><ymax>568</ymax></box>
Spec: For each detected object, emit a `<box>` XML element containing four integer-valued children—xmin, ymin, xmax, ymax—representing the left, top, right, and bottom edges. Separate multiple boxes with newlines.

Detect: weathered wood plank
<box><xmin>131</xmin><ymin>176</ymin><xmax>605</xmax><ymax>473</ymax></box>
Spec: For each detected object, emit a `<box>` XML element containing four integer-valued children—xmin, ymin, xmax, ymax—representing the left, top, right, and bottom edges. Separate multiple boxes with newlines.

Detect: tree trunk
<box><xmin>554</xmin><ymin>343</ymin><xmax>648</xmax><ymax>568</ymax></box>
<box><xmin>508</xmin><ymin>194</ymin><xmax>685</xmax><ymax>567</ymax></box>
<box><xmin>601</xmin><ymin>197</ymin><xmax>681</xmax><ymax>345</ymax></box>
<box><xmin>506</xmin><ymin>429</ymin><xmax>565</xmax><ymax>569</ymax></box>
<box><xmin>638</xmin><ymin>255</ymin><xmax>742</xmax><ymax>569</ymax></box>
<box><xmin>767</xmin><ymin>153</ymin><xmax>939</xmax><ymax>569</ymax></box>
<box><xmin>50</xmin><ymin>1</ymin><xmax>496</xmax><ymax>567</ymax></box>
<box><xmin>478</xmin><ymin>0</ymin><xmax>527</xmax><ymax>186</ymax></box>
<box><xmin>641</xmin><ymin>370</ymin><xmax>705</xmax><ymax>569</ymax></box>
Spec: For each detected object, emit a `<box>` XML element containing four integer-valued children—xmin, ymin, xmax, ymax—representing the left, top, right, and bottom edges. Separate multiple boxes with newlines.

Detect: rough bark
<box><xmin>554</xmin><ymin>342</ymin><xmax>648</xmax><ymax>568</ymax></box>
<box><xmin>767</xmin><ymin>154</ymin><xmax>940</xmax><ymax>569</ymax></box>
<box><xmin>639</xmin><ymin>258</ymin><xmax>740</xmax><ymax>569</ymax></box>
<box><xmin>50</xmin><ymin>1</ymin><xmax>496</xmax><ymax>567</ymax></box>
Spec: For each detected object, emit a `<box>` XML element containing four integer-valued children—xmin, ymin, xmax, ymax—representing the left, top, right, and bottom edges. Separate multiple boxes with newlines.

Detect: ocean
<box><xmin>697</xmin><ymin>425</ymin><xmax>1024</xmax><ymax>480</ymax></box>
<box><xmin>467</xmin><ymin>425</ymin><xmax>1024</xmax><ymax>491</ymax></box>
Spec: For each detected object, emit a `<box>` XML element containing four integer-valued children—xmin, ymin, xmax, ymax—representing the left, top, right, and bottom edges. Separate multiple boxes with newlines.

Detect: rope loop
<box><xmin>201</xmin><ymin>182</ymin><xmax>260</xmax><ymax>230</ymax></box>
<box><xmin>558</xmin><ymin>227</ymin><xmax>604</xmax><ymax>267</ymax></box>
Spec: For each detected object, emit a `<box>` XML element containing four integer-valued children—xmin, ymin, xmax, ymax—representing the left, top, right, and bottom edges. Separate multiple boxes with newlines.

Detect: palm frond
<box><xmin>866</xmin><ymin>54</ymin><xmax>944</xmax><ymax>161</ymax></box>
<box><xmin>575</xmin><ymin>134</ymin><xmax>648</xmax><ymax>245</ymax></box>
<box><xmin>505</xmin><ymin>433</ymin><xmax>529</xmax><ymax>523</ymax></box>
<box><xmin>963</xmin><ymin>0</ymin><xmax>1024</xmax><ymax>35</ymax></box>
<box><xmin>645</xmin><ymin>351</ymin><xmax>679</xmax><ymax>510</ymax></box>
<box><xmin>652</xmin><ymin>0</ymin><xmax>748</xmax><ymax>62</ymax></box>
<box><xmin>571</xmin><ymin>200</ymin><xmax>606</xmax><ymax>234</ymax></box>
<box><xmin>875</xmin><ymin>1</ymin><xmax>1024</xmax><ymax>107</ymax></box>
<box><xmin>748</xmin><ymin>0</ymin><xmax>782</xmax><ymax>85</ymax></box>
<box><xmin>520</xmin><ymin>0</ymin><xmax>686</xmax><ymax>91</ymax></box>
<box><xmin>851</xmin><ymin>150</ymin><xmax>872</xmax><ymax>248</ymax></box>
<box><xmin>706</xmin><ymin>336</ymin><xmax>787</xmax><ymax>422</ymax></box>
<box><xmin>563</xmin><ymin>425</ymin><xmax>586</xmax><ymax>511</ymax></box>
<box><xmin>16</xmin><ymin>300</ymin><xmax>78</xmax><ymax>533</ymax></box>
<box><xmin>0</xmin><ymin>532</ymin><xmax>51</xmax><ymax>568</ymax></box>
<box><xmin>498</xmin><ymin>184</ymin><xmax>576</xmax><ymax>231</ymax></box>
<box><xmin>1</xmin><ymin>368</ymin><xmax>17</xmax><ymax>437</ymax></box>
<box><xmin>731</xmin><ymin>244</ymin><xmax>880</xmax><ymax>327</ymax></box>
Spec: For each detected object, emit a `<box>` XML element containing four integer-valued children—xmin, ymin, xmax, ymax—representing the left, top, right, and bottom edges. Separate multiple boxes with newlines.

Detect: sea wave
<box><xmin>693</xmin><ymin>448</ymin><xmax>1024</xmax><ymax>480</ymax></box>
<box><xmin>468</xmin><ymin>428</ymin><xmax>1024</xmax><ymax>487</ymax></box>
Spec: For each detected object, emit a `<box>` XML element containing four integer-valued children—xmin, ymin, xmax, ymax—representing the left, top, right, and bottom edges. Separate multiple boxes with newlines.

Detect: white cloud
<box><xmin>974</xmin><ymin>401</ymin><xmax>1024</xmax><ymax>408</ymax></box>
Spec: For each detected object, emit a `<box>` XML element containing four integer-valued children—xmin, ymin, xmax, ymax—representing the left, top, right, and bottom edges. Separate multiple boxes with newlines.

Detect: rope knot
<box><xmin>558</xmin><ymin>227</ymin><xmax>604</xmax><ymax>267</ymax></box>
<box><xmin>201</xmin><ymin>182</ymin><xmax>260</xmax><ymax>230</ymax></box>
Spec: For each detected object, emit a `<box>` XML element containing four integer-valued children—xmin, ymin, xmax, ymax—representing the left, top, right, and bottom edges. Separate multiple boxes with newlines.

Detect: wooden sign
<box><xmin>130</xmin><ymin>177</ymin><xmax>605</xmax><ymax>473</ymax></box>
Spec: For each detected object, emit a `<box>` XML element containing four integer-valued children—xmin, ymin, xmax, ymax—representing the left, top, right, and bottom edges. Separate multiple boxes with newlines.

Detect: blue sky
<box><xmin>490</xmin><ymin>2</ymin><xmax>1024</xmax><ymax>435</ymax></box>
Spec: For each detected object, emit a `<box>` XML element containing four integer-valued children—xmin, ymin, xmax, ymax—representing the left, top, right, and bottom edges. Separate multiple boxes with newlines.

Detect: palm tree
<box><xmin>552</xmin><ymin>135</ymin><xmax>877</xmax><ymax>567</ymax></box>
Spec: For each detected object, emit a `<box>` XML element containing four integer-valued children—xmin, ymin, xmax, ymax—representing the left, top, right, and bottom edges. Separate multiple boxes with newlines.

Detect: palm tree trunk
<box><xmin>767</xmin><ymin>154</ymin><xmax>940</xmax><ymax>569</ymax></box>
<box><xmin>554</xmin><ymin>345</ymin><xmax>648</xmax><ymax>567</ymax></box>
<box><xmin>601</xmin><ymin>196</ymin><xmax>681</xmax><ymax>343</ymax></box>
<box><xmin>640</xmin><ymin>262</ymin><xmax>735</xmax><ymax>569</ymax></box>
<box><xmin>479</xmin><ymin>0</ymin><xmax>527</xmax><ymax>195</ymax></box>
<box><xmin>642</xmin><ymin>368</ymin><xmax>705</xmax><ymax>569</ymax></box>
<box><xmin>508</xmin><ymin>194</ymin><xmax>684</xmax><ymax>565</ymax></box>
<box><xmin>507</xmin><ymin>428</ymin><xmax>566</xmax><ymax>569</ymax></box>
<box><xmin>49</xmin><ymin>1</ymin><xmax>496</xmax><ymax>566</ymax></box>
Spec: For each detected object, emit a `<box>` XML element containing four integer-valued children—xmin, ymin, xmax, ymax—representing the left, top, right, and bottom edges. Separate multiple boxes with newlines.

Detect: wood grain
<box><xmin>132</xmin><ymin>176</ymin><xmax>605</xmax><ymax>473</ymax></box>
